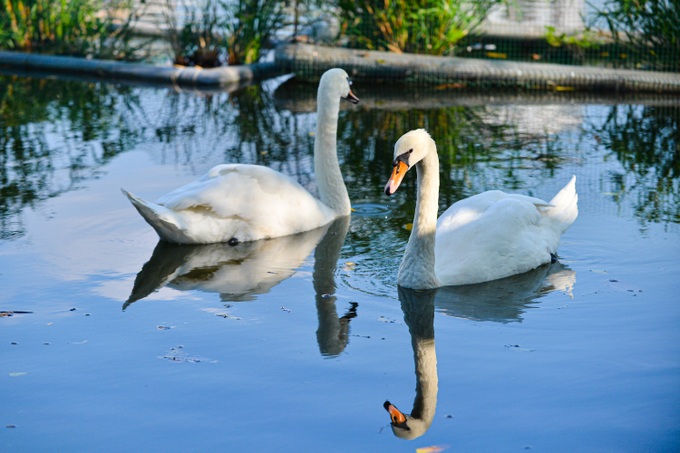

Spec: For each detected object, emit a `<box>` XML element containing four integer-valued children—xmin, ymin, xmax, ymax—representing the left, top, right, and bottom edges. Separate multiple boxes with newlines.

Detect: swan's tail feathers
<box><xmin>545</xmin><ymin>175</ymin><xmax>578</xmax><ymax>234</ymax></box>
<box><xmin>121</xmin><ymin>189</ymin><xmax>184</xmax><ymax>243</ymax></box>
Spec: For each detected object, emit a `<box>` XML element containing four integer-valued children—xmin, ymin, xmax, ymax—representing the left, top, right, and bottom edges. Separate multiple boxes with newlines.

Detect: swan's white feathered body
<box><xmin>385</xmin><ymin>129</ymin><xmax>578</xmax><ymax>289</ymax></box>
<box><xmin>434</xmin><ymin>179</ymin><xmax>577</xmax><ymax>286</ymax></box>
<box><xmin>122</xmin><ymin>165</ymin><xmax>336</xmax><ymax>244</ymax></box>
<box><xmin>122</xmin><ymin>68</ymin><xmax>358</xmax><ymax>244</ymax></box>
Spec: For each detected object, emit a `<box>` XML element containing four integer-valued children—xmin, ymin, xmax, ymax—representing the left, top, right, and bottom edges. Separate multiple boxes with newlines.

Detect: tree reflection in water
<box><xmin>0</xmin><ymin>77</ymin><xmax>145</xmax><ymax>239</ymax></box>
<box><xmin>588</xmin><ymin>104</ymin><xmax>680</xmax><ymax>226</ymax></box>
<box><xmin>1</xmin><ymin>74</ymin><xmax>679</xmax><ymax>244</ymax></box>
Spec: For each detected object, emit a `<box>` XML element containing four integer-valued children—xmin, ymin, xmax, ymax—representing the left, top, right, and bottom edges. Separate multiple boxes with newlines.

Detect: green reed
<box><xmin>334</xmin><ymin>0</ymin><xmax>498</xmax><ymax>55</ymax></box>
<box><xmin>591</xmin><ymin>0</ymin><xmax>680</xmax><ymax>71</ymax></box>
<box><xmin>165</xmin><ymin>0</ymin><xmax>283</xmax><ymax>67</ymax></box>
<box><xmin>0</xmin><ymin>0</ymin><xmax>143</xmax><ymax>59</ymax></box>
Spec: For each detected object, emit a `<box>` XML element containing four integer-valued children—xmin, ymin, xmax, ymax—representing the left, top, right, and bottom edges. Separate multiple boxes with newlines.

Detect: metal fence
<box><xmin>132</xmin><ymin>0</ymin><xmax>678</xmax><ymax>74</ymax></box>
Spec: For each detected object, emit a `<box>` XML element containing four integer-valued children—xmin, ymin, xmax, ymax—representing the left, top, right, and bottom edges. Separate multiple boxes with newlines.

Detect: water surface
<box><xmin>1</xmin><ymin>74</ymin><xmax>679</xmax><ymax>451</ymax></box>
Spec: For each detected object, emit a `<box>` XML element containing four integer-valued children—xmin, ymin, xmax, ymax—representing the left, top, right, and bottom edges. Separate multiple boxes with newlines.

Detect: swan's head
<box><xmin>383</xmin><ymin>400</ymin><xmax>431</xmax><ymax>440</ymax></box>
<box><xmin>319</xmin><ymin>68</ymin><xmax>360</xmax><ymax>104</ymax></box>
<box><xmin>384</xmin><ymin>129</ymin><xmax>435</xmax><ymax>195</ymax></box>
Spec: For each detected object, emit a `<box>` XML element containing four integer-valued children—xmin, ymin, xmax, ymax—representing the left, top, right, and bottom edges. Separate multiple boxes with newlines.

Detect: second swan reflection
<box><xmin>125</xmin><ymin>217</ymin><xmax>358</xmax><ymax>357</ymax></box>
<box><xmin>384</xmin><ymin>262</ymin><xmax>575</xmax><ymax>440</ymax></box>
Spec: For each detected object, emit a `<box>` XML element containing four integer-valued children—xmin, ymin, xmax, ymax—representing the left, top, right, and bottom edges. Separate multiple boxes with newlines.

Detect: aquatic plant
<box><xmin>591</xmin><ymin>0</ymin><xmax>680</xmax><ymax>71</ymax></box>
<box><xmin>164</xmin><ymin>0</ymin><xmax>226</xmax><ymax>67</ymax></box>
<box><xmin>223</xmin><ymin>0</ymin><xmax>284</xmax><ymax>65</ymax></box>
<box><xmin>165</xmin><ymin>0</ymin><xmax>284</xmax><ymax>67</ymax></box>
<box><xmin>334</xmin><ymin>0</ymin><xmax>499</xmax><ymax>55</ymax></box>
<box><xmin>0</xmin><ymin>0</ymin><xmax>145</xmax><ymax>60</ymax></box>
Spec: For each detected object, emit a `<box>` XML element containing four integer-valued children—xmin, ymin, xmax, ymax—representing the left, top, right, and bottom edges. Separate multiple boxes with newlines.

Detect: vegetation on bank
<box><xmin>593</xmin><ymin>0</ymin><xmax>680</xmax><ymax>72</ymax></box>
<box><xmin>0</xmin><ymin>0</ymin><xmax>677</xmax><ymax>71</ymax></box>
<box><xmin>163</xmin><ymin>0</ymin><xmax>284</xmax><ymax>66</ymax></box>
<box><xmin>334</xmin><ymin>0</ymin><xmax>498</xmax><ymax>56</ymax></box>
<box><xmin>0</xmin><ymin>0</ymin><xmax>145</xmax><ymax>60</ymax></box>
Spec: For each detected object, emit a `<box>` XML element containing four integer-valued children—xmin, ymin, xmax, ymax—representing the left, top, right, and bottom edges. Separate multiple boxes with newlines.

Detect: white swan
<box><xmin>122</xmin><ymin>68</ymin><xmax>359</xmax><ymax>245</ymax></box>
<box><xmin>384</xmin><ymin>129</ymin><xmax>578</xmax><ymax>290</ymax></box>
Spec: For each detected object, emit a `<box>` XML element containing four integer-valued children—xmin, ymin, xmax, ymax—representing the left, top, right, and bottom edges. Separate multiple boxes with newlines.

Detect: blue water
<box><xmin>1</xmin><ymin>75</ymin><xmax>679</xmax><ymax>451</ymax></box>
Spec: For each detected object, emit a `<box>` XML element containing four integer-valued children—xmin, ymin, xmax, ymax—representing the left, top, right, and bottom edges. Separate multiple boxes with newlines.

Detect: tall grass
<box><xmin>165</xmin><ymin>0</ymin><xmax>226</xmax><ymax>66</ymax></box>
<box><xmin>0</xmin><ymin>0</ymin><xmax>144</xmax><ymax>60</ymax></box>
<box><xmin>224</xmin><ymin>0</ymin><xmax>284</xmax><ymax>65</ymax></box>
<box><xmin>165</xmin><ymin>0</ymin><xmax>283</xmax><ymax>67</ymax></box>
<box><xmin>592</xmin><ymin>0</ymin><xmax>680</xmax><ymax>71</ymax></box>
<box><xmin>334</xmin><ymin>0</ymin><xmax>499</xmax><ymax>55</ymax></box>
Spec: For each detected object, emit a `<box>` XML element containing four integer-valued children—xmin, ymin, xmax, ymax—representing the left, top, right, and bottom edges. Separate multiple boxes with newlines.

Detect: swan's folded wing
<box><xmin>435</xmin><ymin>197</ymin><xmax>547</xmax><ymax>285</ymax></box>
<box><xmin>505</xmin><ymin>193</ymin><xmax>552</xmax><ymax>208</ymax></box>
<box><xmin>155</xmin><ymin>164</ymin><xmax>336</xmax><ymax>239</ymax></box>
<box><xmin>437</xmin><ymin>190</ymin><xmax>550</xmax><ymax>232</ymax></box>
<box><xmin>157</xmin><ymin>164</ymin><xmax>312</xmax><ymax>218</ymax></box>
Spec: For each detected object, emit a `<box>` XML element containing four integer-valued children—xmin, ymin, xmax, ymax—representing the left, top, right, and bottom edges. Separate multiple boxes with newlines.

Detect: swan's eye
<box><xmin>347</xmin><ymin>77</ymin><xmax>352</xmax><ymax>86</ymax></box>
<box><xmin>394</xmin><ymin>150</ymin><xmax>413</xmax><ymax>170</ymax></box>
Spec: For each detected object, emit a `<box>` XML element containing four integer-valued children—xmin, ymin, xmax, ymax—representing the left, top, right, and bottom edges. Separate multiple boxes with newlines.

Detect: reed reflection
<box><xmin>384</xmin><ymin>262</ymin><xmax>575</xmax><ymax>440</ymax></box>
<box><xmin>2</xmin><ymin>73</ymin><xmax>679</xmax><ymax>243</ymax></box>
<box><xmin>124</xmin><ymin>217</ymin><xmax>357</xmax><ymax>356</ymax></box>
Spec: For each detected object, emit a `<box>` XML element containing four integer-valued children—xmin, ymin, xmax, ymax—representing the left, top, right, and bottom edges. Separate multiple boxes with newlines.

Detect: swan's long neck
<box><xmin>397</xmin><ymin>286</ymin><xmax>438</xmax><ymax>439</ymax></box>
<box><xmin>314</xmin><ymin>88</ymin><xmax>351</xmax><ymax>216</ymax></box>
<box><xmin>411</xmin><ymin>336</ymin><xmax>438</xmax><ymax>427</ymax></box>
<box><xmin>398</xmin><ymin>147</ymin><xmax>440</xmax><ymax>289</ymax></box>
<box><xmin>314</xmin><ymin>217</ymin><xmax>354</xmax><ymax>357</ymax></box>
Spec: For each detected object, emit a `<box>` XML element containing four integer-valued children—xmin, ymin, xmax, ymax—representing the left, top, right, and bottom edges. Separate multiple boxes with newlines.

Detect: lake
<box><xmin>1</xmin><ymin>73</ymin><xmax>679</xmax><ymax>452</ymax></box>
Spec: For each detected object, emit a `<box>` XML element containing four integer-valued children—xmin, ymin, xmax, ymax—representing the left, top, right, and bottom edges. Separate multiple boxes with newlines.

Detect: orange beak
<box><xmin>383</xmin><ymin>400</ymin><xmax>407</xmax><ymax>425</ymax></box>
<box><xmin>384</xmin><ymin>161</ymin><xmax>409</xmax><ymax>196</ymax></box>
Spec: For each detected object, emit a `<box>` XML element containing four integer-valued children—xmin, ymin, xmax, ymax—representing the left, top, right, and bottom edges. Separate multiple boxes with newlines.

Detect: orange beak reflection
<box><xmin>383</xmin><ymin>400</ymin><xmax>408</xmax><ymax>425</ymax></box>
<box><xmin>384</xmin><ymin>161</ymin><xmax>409</xmax><ymax>196</ymax></box>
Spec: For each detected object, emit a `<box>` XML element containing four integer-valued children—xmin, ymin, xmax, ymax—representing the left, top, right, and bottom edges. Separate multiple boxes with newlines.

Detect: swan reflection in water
<box><xmin>384</xmin><ymin>262</ymin><xmax>575</xmax><ymax>439</ymax></box>
<box><xmin>436</xmin><ymin>260</ymin><xmax>575</xmax><ymax>323</ymax></box>
<box><xmin>385</xmin><ymin>286</ymin><xmax>439</xmax><ymax>440</ymax></box>
<box><xmin>125</xmin><ymin>217</ymin><xmax>357</xmax><ymax>357</ymax></box>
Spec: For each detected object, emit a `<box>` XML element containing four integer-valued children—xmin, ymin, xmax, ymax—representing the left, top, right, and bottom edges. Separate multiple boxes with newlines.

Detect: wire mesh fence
<box><xmin>144</xmin><ymin>0</ymin><xmax>679</xmax><ymax>76</ymax></box>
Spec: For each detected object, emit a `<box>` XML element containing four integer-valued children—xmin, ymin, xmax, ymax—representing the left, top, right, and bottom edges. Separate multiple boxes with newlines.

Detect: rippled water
<box><xmin>1</xmin><ymin>74</ymin><xmax>679</xmax><ymax>451</ymax></box>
